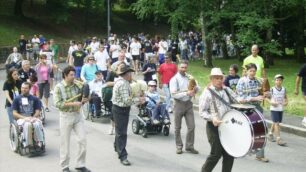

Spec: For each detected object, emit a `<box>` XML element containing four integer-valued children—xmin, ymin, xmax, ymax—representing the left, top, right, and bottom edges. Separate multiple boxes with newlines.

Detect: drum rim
<box><xmin>230</xmin><ymin>103</ymin><xmax>256</xmax><ymax>109</ymax></box>
<box><xmin>218</xmin><ymin>109</ymin><xmax>254</xmax><ymax>158</ymax></box>
<box><xmin>253</xmin><ymin>108</ymin><xmax>268</xmax><ymax>150</ymax></box>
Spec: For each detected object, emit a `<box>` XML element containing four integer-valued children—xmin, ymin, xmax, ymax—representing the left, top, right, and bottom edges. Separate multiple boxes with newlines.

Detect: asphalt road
<box><xmin>0</xmin><ymin>69</ymin><xmax>305</xmax><ymax>172</ymax></box>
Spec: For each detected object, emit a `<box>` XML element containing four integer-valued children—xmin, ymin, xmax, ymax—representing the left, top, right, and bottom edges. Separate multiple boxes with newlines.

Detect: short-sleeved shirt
<box><xmin>72</xmin><ymin>50</ymin><xmax>87</xmax><ymax>67</ymax></box>
<box><xmin>223</xmin><ymin>75</ymin><xmax>240</xmax><ymax>91</ymax></box>
<box><xmin>242</xmin><ymin>55</ymin><xmax>264</xmax><ymax>78</ymax></box>
<box><xmin>298</xmin><ymin>64</ymin><xmax>306</xmax><ymax>91</ymax></box>
<box><xmin>144</xmin><ymin>40</ymin><xmax>153</xmax><ymax>53</ymax></box>
<box><xmin>142</xmin><ymin>63</ymin><xmax>157</xmax><ymax>82</ymax></box>
<box><xmin>12</xmin><ymin>94</ymin><xmax>41</xmax><ymax>117</ymax></box>
<box><xmin>18</xmin><ymin>68</ymin><xmax>36</xmax><ymax>83</ymax></box>
<box><xmin>159</xmin><ymin>63</ymin><xmax>177</xmax><ymax>84</ymax></box>
<box><xmin>3</xmin><ymin>80</ymin><xmax>22</xmax><ymax>107</ymax></box>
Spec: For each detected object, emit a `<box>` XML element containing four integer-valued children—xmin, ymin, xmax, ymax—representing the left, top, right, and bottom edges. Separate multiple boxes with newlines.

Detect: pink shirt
<box><xmin>30</xmin><ymin>83</ymin><xmax>38</xmax><ymax>96</ymax></box>
<box><xmin>40</xmin><ymin>65</ymin><xmax>49</xmax><ymax>81</ymax></box>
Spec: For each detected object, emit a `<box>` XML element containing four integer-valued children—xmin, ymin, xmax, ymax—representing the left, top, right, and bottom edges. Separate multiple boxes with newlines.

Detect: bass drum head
<box><xmin>218</xmin><ymin>109</ymin><xmax>253</xmax><ymax>158</ymax></box>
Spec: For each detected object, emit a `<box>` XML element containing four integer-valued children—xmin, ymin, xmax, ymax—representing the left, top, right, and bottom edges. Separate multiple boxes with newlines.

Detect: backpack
<box><xmin>102</xmin><ymin>86</ymin><xmax>113</xmax><ymax>102</ymax></box>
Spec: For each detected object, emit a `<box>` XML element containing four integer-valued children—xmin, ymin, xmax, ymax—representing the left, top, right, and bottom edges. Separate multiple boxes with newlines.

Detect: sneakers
<box><xmin>168</xmin><ymin>108</ymin><xmax>173</xmax><ymax>113</ymax></box>
<box><xmin>164</xmin><ymin>119</ymin><xmax>170</xmax><ymax>124</ymax></box>
<box><xmin>176</xmin><ymin>148</ymin><xmax>183</xmax><ymax>154</ymax></box>
<box><xmin>75</xmin><ymin>167</ymin><xmax>91</xmax><ymax>172</ymax></box>
<box><xmin>302</xmin><ymin>120</ymin><xmax>306</xmax><ymax>128</ymax></box>
<box><xmin>108</xmin><ymin>127</ymin><xmax>115</xmax><ymax>135</ymax></box>
<box><xmin>256</xmin><ymin>157</ymin><xmax>269</xmax><ymax>163</ymax></box>
<box><xmin>268</xmin><ymin>133</ymin><xmax>275</xmax><ymax>142</ymax></box>
<box><xmin>120</xmin><ymin>159</ymin><xmax>131</xmax><ymax>166</ymax></box>
<box><xmin>45</xmin><ymin>107</ymin><xmax>50</xmax><ymax>112</ymax></box>
<box><xmin>276</xmin><ymin>137</ymin><xmax>287</xmax><ymax>146</ymax></box>
<box><xmin>62</xmin><ymin>167</ymin><xmax>70</xmax><ymax>172</ymax></box>
<box><xmin>185</xmin><ymin>148</ymin><xmax>199</xmax><ymax>154</ymax></box>
<box><xmin>153</xmin><ymin>119</ymin><xmax>160</xmax><ymax>125</ymax></box>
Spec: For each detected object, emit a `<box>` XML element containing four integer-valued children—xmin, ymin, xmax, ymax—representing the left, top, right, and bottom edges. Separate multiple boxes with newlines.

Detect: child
<box><xmin>267</xmin><ymin>74</ymin><xmax>288</xmax><ymax>146</ymax></box>
<box><xmin>146</xmin><ymin>80</ymin><xmax>170</xmax><ymax>124</ymax></box>
<box><xmin>223</xmin><ymin>64</ymin><xmax>240</xmax><ymax>91</ymax></box>
<box><xmin>29</xmin><ymin>75</ymin><xmax>39</xmax><ymax>97</ymax></box>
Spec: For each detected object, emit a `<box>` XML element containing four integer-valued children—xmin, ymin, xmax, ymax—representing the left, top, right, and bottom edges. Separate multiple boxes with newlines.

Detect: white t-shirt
<box><xmin>110</xmin><ymin>44</ymin><xmax>121</xmax><ymax>58</ymax></box>
<box><xmin>40</xmin><ymin>50</ymin><xmax>54</xmax><ymax>65</ymax></box>
<box><xmin>94</xmin><ymin>50</ymin><xmax>110</xmax><ymax>71</ymax></box>
<box><xmin>270</xmin><ymin>86</ymin><xmax>286</xmax><ymax>111</ymax></box>
<box><xmin>130</xmin><ymin>42</ymin><xmax>141</xmax><ymax>55</ymax></box>
<box><xmin>90</xmin><ymin>42</ymin><xmax>100</xmax><ymax>54</ymax></box>
<box><xmin>68</xmin><ymin>45</ymin><xmax>78</xmax><ymax>57</ymax></box>
<box><xmin>158</xmin><ymin>41</ymin><xmax>168</xmax><ymax>54</ymax></box>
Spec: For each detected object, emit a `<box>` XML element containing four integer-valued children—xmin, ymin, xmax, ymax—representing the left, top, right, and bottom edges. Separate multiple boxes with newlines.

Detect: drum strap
<box><xmin>208</xmin><ymin>88</ymin><xmax>231</xmax><ymax>108</ymax></box>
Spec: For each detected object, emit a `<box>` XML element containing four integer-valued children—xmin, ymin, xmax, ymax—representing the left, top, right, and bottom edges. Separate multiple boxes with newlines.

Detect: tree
<box><xmin>14</xmin><ymin>0</ymin><xmax>24</xmax><ymax>17</ymax></box>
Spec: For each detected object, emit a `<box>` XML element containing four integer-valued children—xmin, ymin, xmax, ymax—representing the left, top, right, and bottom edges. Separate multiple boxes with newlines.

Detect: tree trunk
<box><xmin>221</xmin><ymin>38</ymin><xmax>229</xmax><ymax>59</ymax></box>
<box><xmin>295</xmin><ymin>0</ymin><xmax>305</xmax><ymax>62</ymax></box>
<box><xmin>201</xmin><ymin>12</ymin><xmax>213</xmax><ymax>67</ymax></box>
<box><xmin>14</xmin><ymin>0</ymin><xmax>24</xmax><ymax>17</ymax></box>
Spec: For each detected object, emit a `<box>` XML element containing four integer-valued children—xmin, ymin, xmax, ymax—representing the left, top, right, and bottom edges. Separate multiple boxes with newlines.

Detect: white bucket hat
<box><xmin>210</xmin><ymin>68</ymin><xmax>224</xmax><ymax>76</ymax></box>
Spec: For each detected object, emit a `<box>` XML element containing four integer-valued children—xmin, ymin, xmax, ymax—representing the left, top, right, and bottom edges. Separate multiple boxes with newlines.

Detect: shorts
<box><xmin>159</xmin><ymin>54</ymin><xmax>165</xmax><ymax>65</ymax></box>
<box><xmin>271</xmin><ymin>111</ymin><xmax>283</xmax><ymax>123</ymax></box>
<box><xmin>75</xmin><ymin>66</ymin><xmax>82</xmax><ymax>78</ymax></box>
<box><xmin>50</xmin><ymin>71</ymin><xmax>54</xmax><ymax>78</ymax></box>
<box><xmin>132</xmin><ymin>55</ymin><xmax>140</xmax><ymax>61</ymax></box>
<box><xmin>38</xmin><ymin>82</ymin><xmax>50</xmax><ymax>99</ymax></box>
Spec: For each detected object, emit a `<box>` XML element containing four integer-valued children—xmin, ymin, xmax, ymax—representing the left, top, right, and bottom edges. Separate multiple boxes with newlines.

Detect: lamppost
<box><xmin>107</xmin><ymin>0</ymin><xmax>111</xmax><ymax>39</ymax></box>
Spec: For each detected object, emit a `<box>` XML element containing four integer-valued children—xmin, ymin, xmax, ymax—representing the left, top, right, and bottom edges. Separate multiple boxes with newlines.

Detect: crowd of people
<box><xmin>2</xmin><ymin>32</ymin><xmax>306</xmax><ymax>172</ymax></box>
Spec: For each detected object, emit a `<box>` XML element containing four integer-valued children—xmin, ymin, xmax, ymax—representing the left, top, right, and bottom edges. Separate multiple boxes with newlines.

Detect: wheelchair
<box><xmin>82</xmin><ymin>98</ymin><xmax>112</xmax><ymax>122</ymax></box>
<box><xmin>9</xmin><ymin>121</ymin><xmax>46</xmax><ymax>156</ymax></box>
<box><xmin>132</xmin><ymin>102</ymin><xmax>171</xmax><ymax>138</ymax></box>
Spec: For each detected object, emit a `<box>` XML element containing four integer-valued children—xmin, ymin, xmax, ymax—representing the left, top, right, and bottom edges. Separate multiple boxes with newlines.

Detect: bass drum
<box><xmin>218</xmin><ymin>108</ymin><xmax>267</xmax><ymax>158</ymax></box>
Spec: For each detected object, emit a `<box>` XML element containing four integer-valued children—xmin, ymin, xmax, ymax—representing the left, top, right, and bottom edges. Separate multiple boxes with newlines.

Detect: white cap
<box><xmin>210</xmin><ymin>68</ymin><xmax>224</xmax><ymax>76</ymax></box>
<box><xmin>148</xmin><ymin>80</ymin><xmax>157</xmax><ymax>86</ymax></box>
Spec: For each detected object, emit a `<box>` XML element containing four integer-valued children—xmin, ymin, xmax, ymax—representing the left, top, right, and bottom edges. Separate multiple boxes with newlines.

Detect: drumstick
<box><xmin>65</xmin><ymin>94</ymin><xmax>82</xmax><ymax>103</ymax></box>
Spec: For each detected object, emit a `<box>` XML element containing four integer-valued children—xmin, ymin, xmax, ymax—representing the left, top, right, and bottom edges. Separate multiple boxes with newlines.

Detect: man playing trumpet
<box><xmin>53</xmin><ymin>66</ymin><xmax>91</xmax><ymax>172</ymax></box>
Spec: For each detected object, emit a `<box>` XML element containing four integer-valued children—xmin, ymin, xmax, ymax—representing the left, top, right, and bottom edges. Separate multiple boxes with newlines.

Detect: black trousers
<box><xmin>201</xmin><ymin>122</ymin><xmax>234</xmax><ymax>172</ymax></box>
<box><xmin>112</xmin><ymin>104</ymin><xmax>131</xmax><ymax>161</ymax></box>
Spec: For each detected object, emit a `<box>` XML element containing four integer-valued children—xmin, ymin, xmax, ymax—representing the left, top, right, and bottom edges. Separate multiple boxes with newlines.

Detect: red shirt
<box><xmin>159</xmin><ymin>63</ymin><xmax>177</xmax><ymax>84</ymax></box>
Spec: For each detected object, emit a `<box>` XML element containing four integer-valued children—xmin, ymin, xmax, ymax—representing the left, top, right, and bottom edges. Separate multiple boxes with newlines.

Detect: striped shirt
<box><xmin>53</xmin><ymin>80</ymin><xmax>83</xmax><ymax>112</ymax></box>
<box><xmin>236</xmin><ymin>76</ymin><xmax>262</xmax><ymax>102</ymax></box>
<box><xmin>199</xmin><ymin>85</ymin><xmax>238</xmax><ymax>121</ymax></box>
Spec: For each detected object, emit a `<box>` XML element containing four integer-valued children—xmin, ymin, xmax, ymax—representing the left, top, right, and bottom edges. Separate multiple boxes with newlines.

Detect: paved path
<box><xmin>0</xmin><ymin>65</ymin><xmax>306</xmax><ymax>172</ymax></box>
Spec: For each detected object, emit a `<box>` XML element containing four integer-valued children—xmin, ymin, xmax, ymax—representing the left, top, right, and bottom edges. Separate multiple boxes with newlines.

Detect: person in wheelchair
<box><xmin>146</xmin><ymin>80</ymin><xmax>170</xmax><ymax>125</ymax></box>
<box><xmin>88</xmin><ymin>70</ymin><xmax>105</xmax><ymax>117</ymax></box>
<box><xmin>12</xmin><ymin>82</ymin><xmax>45</xmax><ymax>149</ymax></box>
<box><xmin>5</xmin><ymin>47</ymin><xmax>23</xmax><ymax>72</ymax></box>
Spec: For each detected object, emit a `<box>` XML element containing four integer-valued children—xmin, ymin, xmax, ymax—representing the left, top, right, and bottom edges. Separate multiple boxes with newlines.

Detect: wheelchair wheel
<box><xmin>40</xmin><ymin>107</ymin><xmax>46</xmax><ymax>125</ymax></box>
<box><xmin>142</xmin><ymin>128</ymin><xmax>148</xmax><ymax>138</ymax></box>
<box><xmin>81</xmin><ymin>102</ymin><xmax>90</xmax><ymax>120</ymax></box>
<box><xmin>163</xmin><ymin>126</ymin><xmax>170</xmax><ymax>136</ymax></box>
<box><xmin>9</xmin><ymin>123</ymin><xmax>20</xmax><ymax>153</ymax></box>
<box><xmin>132</xmin><ymin>119</ymin><xmax>140</xmax><ymax>134</ymax></box>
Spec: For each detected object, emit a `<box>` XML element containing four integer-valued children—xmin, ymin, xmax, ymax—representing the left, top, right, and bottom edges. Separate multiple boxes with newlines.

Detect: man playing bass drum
<box><xmin>199</xmin><ymin>68</ymin><xmax>243</xmax><ymax>172</ymax></box>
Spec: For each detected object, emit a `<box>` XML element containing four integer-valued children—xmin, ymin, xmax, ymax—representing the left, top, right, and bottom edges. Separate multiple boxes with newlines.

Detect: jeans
<box><xmin>162</xmin><ymin>84</ymin><xmax>172</xmax><ymax>110</ymax></box>
<box><xmin>152</xmin><ymin>103</ymin><xmax>170</xmax><ymax>120</ymax></box>
<box><xmin>6</xmin><ymin>106</ymin><xmax>14</xmax><ymax>124</ymax></box>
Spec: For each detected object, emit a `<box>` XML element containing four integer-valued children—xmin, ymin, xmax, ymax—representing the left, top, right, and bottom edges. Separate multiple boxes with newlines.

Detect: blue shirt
<box><xmin>81</xmin><ymin>64</ymin><xmax>98</xmax><ymax>82</ymax></box>
<box><xmin>236</xmin><ymin>76</ymin><xmax>261</xmax><ymax>102</ymax></box>
<box><xmin>12</xmin><ymin>94</ymin><xmax>41</xmax><ymax>117</ymax></box>
<box><xmin>146</xmin><ymin>91</ymin><xmax>160</xmax><ymax>110</ymax></box>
